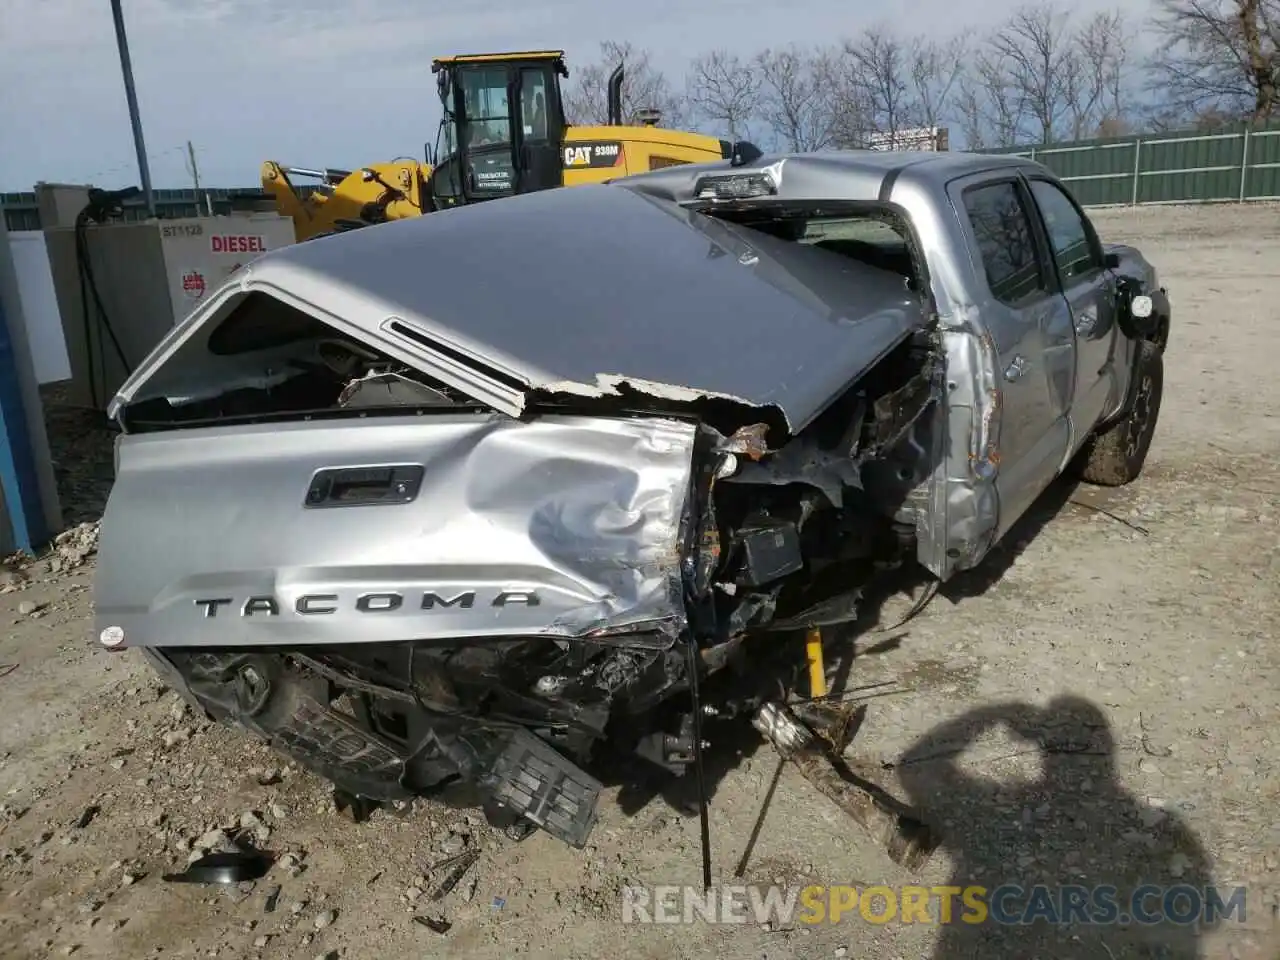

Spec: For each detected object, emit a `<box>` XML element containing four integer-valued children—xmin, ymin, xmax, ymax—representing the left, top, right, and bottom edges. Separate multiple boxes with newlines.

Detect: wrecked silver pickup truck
<box><xmin>92</xmin><ymin>150</ymin><xmax>1170</xmax><ymax>866</ymax></box>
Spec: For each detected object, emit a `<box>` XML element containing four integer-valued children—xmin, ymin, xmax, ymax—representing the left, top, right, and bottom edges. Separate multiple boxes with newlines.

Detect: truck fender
<box><xmin>1116</xmin><ymin>284</ymin><xmax>1170</xmax><ymax>418</ymax></box>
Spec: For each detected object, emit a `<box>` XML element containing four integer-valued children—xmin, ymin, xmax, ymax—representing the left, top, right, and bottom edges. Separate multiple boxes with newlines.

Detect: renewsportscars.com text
<box><xmin>620</xmin><ymin>883</ymin><xmax>1248</xmax><ymax>927</ymax></box>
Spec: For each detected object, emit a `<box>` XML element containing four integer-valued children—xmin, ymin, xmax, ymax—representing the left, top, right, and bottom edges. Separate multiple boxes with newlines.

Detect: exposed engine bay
<box><xmin>99</xmin><ymin>191</ymin><xmax>944</xmax><ymax>862</ymax></box>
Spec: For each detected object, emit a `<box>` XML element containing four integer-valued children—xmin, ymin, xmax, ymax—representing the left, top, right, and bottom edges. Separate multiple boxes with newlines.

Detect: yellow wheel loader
<box><xmin>262</xmin><ymin>50</ymin><xmax>762</xmax><ymax>242</ymax></box>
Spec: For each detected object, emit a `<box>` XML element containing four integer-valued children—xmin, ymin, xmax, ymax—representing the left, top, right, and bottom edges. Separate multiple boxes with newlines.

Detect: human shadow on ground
<box><xmin>897</xmin><ymin>696</ymin><xmax>1220</xmax><ymax>960</ymax></box>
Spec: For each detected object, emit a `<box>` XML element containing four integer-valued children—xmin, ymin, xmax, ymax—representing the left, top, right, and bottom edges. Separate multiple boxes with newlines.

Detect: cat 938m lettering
<box><xmin>192</xmin><ymin>590</ymin><xmax>541</xmax><ymax>618</ymax></box>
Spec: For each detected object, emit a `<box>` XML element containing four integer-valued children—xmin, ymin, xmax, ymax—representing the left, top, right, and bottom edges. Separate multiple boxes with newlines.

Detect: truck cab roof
<box><xmin>613</xmin><ymin>149</ymin><xmax>1046</xmax><ymax>205</ymax></box>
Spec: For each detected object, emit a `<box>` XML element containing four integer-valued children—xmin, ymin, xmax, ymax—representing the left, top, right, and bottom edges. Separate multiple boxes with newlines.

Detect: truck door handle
<box><xmin>1004</xmin><ymin>356</ymin><xmax>1029</xmax><ymax>382</ymax></box>
<box><xmin>304</xmin><ymin>465</ymin><xmax>425</xmax><ymax>508</ymax></box>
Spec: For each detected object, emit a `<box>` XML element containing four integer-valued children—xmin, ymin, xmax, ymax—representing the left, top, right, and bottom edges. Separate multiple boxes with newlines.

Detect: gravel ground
<box><xmin>1</xmin><ymin>201</ymin><xmax>1278</xmax><ymax>960</ymax></box>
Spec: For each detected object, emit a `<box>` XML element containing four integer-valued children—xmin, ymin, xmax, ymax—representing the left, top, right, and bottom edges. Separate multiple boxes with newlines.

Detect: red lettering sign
<box><xmin>211</xmin><ymin>235</ymin><xmax>266</xmax><ymax>254</ymax></box>
<box><xmin>181</xmin><ymin>269</ymin><xmax>206</xmax><ymax>300</ymax></box>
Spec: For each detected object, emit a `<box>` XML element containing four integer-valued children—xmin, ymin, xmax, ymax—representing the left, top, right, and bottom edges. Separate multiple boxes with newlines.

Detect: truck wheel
<box><xmin>1075</xmin><ymin>340</ymin><xmax>1163</xmax><ymax>487</ymax></box>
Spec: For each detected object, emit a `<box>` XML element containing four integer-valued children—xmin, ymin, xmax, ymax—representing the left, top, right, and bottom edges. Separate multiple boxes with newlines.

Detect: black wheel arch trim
<box><xmin>1119</xmin><ymin>335</ymin><xmax>1162</xmax><ymax>423</ymax></box>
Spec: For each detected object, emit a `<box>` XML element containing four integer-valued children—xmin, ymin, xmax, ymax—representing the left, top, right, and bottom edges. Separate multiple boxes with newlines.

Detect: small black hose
<box><xmin>75</xmin><ymin>219</ymin><xmax>97</xmax><ymax>414</ymax></box>
<box><xmin>74</xmin><ymin>200</ymin><xmax>135</xmax><ymax>410</ymax></box>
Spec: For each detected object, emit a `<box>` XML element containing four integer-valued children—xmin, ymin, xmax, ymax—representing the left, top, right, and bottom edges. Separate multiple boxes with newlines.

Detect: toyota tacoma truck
<box><xmin>92</xmin><ymin>150</ymin><xmax>1170</xmax><ymax>852</ymax></box>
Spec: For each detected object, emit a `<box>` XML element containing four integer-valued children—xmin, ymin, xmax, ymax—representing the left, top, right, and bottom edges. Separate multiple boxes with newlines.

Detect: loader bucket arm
<box><xmin>261</xmin><ymin>161</ymin><xmax>432</xmax><ymax>242</ymax></box>
<box><xmin>261</xmin><ymin>160</ymin><xmax>318</xmax><ymax>234</ymax></box>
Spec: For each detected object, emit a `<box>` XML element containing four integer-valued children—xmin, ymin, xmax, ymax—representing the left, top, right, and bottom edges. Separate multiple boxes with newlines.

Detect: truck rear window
<box><xmin>727</xmin><ymin>211</ymin><xmax>917</xmax><ymax>284</ymax></box>
<box><xmin>207</xmin><ymin>292</ymin><xmax>329</xmax><ymax>355</ymax></box>
<box><xmin>117</xmin><ymin>291</ymin><xmax>472</xmax><ymax>432</ymax></box>
<box><xmin>797</xmin><ymin>218</ymin><xmax>913</xmax><ymax>280</ymax></box>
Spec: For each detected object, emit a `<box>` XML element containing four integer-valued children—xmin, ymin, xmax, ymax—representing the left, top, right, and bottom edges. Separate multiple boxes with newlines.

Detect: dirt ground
<box><xmin>1</xmin><ymin>201</ymin><xmax>1278</xmax><ymax>960</ymax></box>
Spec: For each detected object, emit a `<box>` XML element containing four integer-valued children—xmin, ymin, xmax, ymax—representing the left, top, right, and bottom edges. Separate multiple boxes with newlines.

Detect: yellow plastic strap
<box><xmin>806</xmin><ymin>627</ymin><xmax>827</xmax><ymax>699</ymax></box>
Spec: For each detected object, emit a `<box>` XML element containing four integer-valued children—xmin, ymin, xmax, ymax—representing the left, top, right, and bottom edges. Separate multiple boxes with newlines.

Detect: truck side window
<box><xmin>1028</xmin><ymin>179</ymin><xmax>1101</xmax><ymax>283</ymax></box>
<box><xmin>962</xmin><ymin>181</ymin><xmax>1047</xmax><ymax>306</ymax></box>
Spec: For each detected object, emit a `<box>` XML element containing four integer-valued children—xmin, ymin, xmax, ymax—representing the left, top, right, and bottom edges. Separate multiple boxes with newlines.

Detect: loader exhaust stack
<box><xmin>607</xmin><ymin>63</ymin><xmax>624</xmax><ymax>125</ymax></box>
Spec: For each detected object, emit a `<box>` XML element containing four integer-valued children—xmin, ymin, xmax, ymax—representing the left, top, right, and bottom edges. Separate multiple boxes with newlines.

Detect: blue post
<box><xmin>0</xmin><ymin>293</ymin><xmax>47</xmax><ymax>554</ymax></box>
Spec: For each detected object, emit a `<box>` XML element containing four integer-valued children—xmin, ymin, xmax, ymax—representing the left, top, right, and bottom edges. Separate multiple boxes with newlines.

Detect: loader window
<box><xmin>460</xmin><ymin>67</ymin><xmax>510</xmax><ymax>148</ymax></box>
<box><xmin>519</xmin><ymin>69</ymin><xmax>549</xmax><ymax>141</ymax></box>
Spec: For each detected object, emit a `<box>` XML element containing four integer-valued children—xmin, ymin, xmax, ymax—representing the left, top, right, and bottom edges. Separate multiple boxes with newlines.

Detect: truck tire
<box><xmin>1075</xmin><ymin>340</ymin><xmax>1163</xmax><ymax>487</ymax></box>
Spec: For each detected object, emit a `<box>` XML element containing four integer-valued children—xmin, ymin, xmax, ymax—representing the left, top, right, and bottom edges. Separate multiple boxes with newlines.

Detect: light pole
<box><xmin>108</xmin><ymin>0</ymin><xmax>155</xmax><ymax>216</ymax></box>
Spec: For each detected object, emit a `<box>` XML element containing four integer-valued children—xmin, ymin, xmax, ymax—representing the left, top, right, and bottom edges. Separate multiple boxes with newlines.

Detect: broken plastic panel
<box><xmin>693</xmin><ymin>171</ymin><xmax>777</xmax><ymax>201</ymax></box>
<box><xmin>477</xmin><ymin>727</ymin><xmax>602</xmax><ymax>848</ymax></box>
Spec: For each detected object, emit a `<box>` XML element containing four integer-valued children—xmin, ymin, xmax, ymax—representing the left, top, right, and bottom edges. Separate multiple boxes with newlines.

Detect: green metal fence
<box><xmin>995</xmin><ymin>121</ymin><xmax>1280</xmax><ymax>207</ymax></box>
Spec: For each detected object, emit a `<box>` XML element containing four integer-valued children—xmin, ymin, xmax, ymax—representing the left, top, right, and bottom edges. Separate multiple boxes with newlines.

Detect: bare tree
<box><xmin>1088</xmin><ymin>11</ymin><xmax>1134</xmax><ymax>126</ymax></box>
<box><xmin>907</xmin><ymin>32</ymin><xmax>971</xmax><ymax>129</ymax></box>
<box><xmin>1057</xmin><ymin>10</ymin><xmax>1133</xmax><ymax>138</ymax></box>
<box><xmin>754</xmin><ymin>46</ymin><xmax>836</xmax><ymax>150</ymax></box>
<box><xmin>561</xmin><ymin>41</ymin><xmax>690</xmax><ymax>128</ymax></box>
<box><xmin>1148</xmin><ymin>0</ymin><xmax>1279</xmax><ymax>120</ymax></box>
<box><xmin>815</xmin><ymin>44</ymin><xmax>876</xmax><ymax>147</ymax></box>
<box><xmin>956</xmin><ymin>44</ymin><xmax>1032</xmax><ymax>148</ymax></box>
<box><xmin>987</xmin><ymin>2</ymin><xmax>1080</xmax><ymax>143</ymax></box>
<box><xmin>843</xmin><ymin>27</ymin><xmax>914</xmax><ymax>138</ymax></box>
<box><xmin>1056</xmin><ymin>11</ymin><xmax>1126</xmax><ymax>137</ymax></box>
<box><xmin>955</xmin><ymin>75</ymin><xmax>992</xmax><ymax>150</ymax></box>
<box><xmin>686</xmin><ymin>49</ymin><xmax>759</xmax><ymax>140</ymax></box>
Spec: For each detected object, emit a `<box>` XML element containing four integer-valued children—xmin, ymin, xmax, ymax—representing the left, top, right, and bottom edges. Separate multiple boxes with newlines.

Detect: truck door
<box><xmin>1023</xmin><ymin>176</ymin><xmax>1120</xmax><ymax>454</ymax></box>
<box><xmin>949</xmin><ymin>174</ymin><xmax>1076</xmax><ymax>536</ymax></box>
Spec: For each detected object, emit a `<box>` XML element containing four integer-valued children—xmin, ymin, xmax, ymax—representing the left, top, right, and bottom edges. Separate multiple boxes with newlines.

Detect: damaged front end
<box><xmin>95</xmin><ymin>181</ymin><xmax>944</xmax><ymax>854</ymax></box>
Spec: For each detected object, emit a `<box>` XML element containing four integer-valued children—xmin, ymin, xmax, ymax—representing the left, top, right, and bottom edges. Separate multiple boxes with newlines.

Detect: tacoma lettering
<box><xmin>243</xmin><ymin>597</ymin><xmax>279</xmax><ymax>616</ymax></box>
<box><xmin>192</xmin><ymin>589</ymin><xmax>541</xmax><ymax>617</ymax></box>
<box><xmin>355</xmin><ymin>593</ymin><xmax>404</xmax><ymax>613</ymax></box>
<box><xmin>194</xmin><ymin>598</ymin><xmax>233</xmax><ymax>618</ymax></box>
<box><xmin>296</xmin><ymin>595</ymin><xmax>338</xmax><ymax>615</ymax></box>
<box><xmin>421</xmin><ymin>591</ymin><xmax>476</xmax><ymax>609</ymax></box>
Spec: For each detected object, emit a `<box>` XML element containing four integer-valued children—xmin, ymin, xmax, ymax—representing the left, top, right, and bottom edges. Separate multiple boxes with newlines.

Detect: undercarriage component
<box><xmin>476</xmin><ymin>727</ymin><xmax>602</xmax><ymax>849</ymax></box>
<box><xmin>633</xmin><ymin>712</ymin><xmax>698</xmax><ymax>773</ymax></box>
<box><xmin>752</xmin><ymin>702</ymin><xmax>938</xmax><ymax>870</ymax></box>
<box><xmin>685</xmin><ymin>635</ymin><xmax>714</xmax><ymax>892</ymax></box>
<box><xmin>732</xmin><ymin>519</ymin><xmax>804</xmax><ymax>587</ymax></box>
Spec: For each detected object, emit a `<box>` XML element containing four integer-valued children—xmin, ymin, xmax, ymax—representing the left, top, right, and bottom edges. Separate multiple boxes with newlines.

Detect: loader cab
<box><xmin>430</xmin><ymin>51</ymin><xmax>570</xmax><ymax>206</ymax></box>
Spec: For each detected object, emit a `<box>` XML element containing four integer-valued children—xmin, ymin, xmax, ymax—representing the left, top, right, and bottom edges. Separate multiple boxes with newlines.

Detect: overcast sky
<box><xmin>0</xmin><ymin>0</ymin><xmax>1153</xmax><ymax>192</ymax></box>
